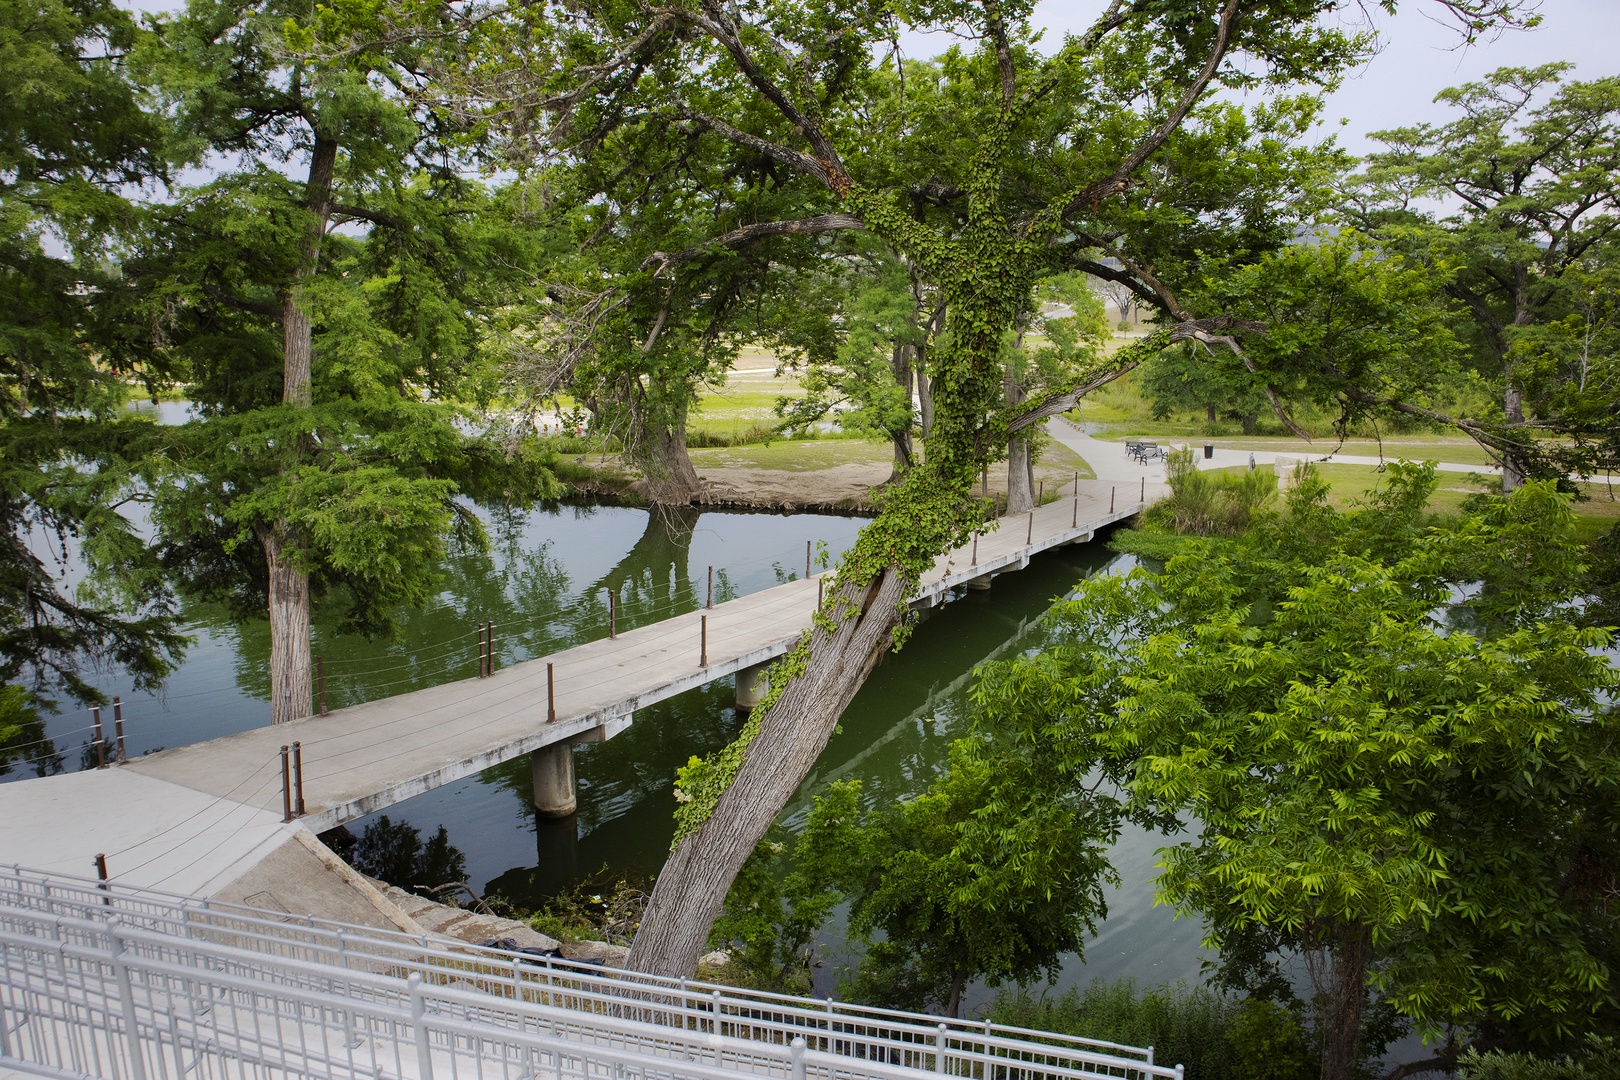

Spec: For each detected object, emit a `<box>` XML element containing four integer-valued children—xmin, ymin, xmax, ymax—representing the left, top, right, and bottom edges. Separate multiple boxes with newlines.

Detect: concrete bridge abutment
<box><xmin>531</xmin><ymin>742</ymin><xmax>577</xmax><ymax>818</ymax></box>
<box><xmin>735</xmin><ymin>663</ymin><xmax>769</xmax><ymax>710</ymax></box>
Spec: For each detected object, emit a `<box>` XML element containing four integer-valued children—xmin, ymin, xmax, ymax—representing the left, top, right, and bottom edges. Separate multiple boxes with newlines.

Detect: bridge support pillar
<box><xmin>735</xmin><ymin>663</ymin><xmax>769</xmax><ymax>710</ymax></box>
<box><xmin>531</xmin><ymin>742</ymin><xmax>576</xmax><ymax>818</ymax></box>
<box><xmin>965</xmin><ymin>575</ymin><xmax>993</xmax><ymax>591</ymax></box>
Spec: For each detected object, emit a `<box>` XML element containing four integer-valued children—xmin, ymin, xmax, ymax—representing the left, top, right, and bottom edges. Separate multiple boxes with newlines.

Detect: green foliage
<box><xmin>1350</xmin><ymin>64</ymin><xmax>1620</xmax><ymax>479</ymax></box>
<box><xmin>709</xmin><ymin>830</ymin><xmax>841</xmax><ymax>994</ymax></box>
<box><xmin>1145</xmin><ymin>447</ymin><xmax>1277</xmax><ymax>536</ymax></box>
<box><xmin>787</xmin><ymin>741</ymin><xmax>1119</xmax><ymax>1017</ymax></box>
<box><xmin>972</xmin><ymin>472</ymin><xmax>1620</xmax><ymax>1068</ymax></box>
<box><xmin>993</xmin><ymin>981</ymin><xmax>1315</xmax><ymax>1080</ymax></box>
<box><xmin>1460</xmin><ymin>1038</ymin><xmax>1620</xmax><ymax>1080</ymax></box>
<box><xmin>0</xmin><ymin>0</ymin><xmax>187</xmax><ymax>705</ymax></box>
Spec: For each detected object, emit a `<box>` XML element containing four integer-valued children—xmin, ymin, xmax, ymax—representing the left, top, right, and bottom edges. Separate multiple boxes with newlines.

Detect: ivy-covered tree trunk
<box><xmin>266</xmin><ymin>132</ymin><xmax>335</xmax><ymax>723</ymax></box>
<box><xmin>626</xmin><ymin>565</ymin><xmax>914</xmax><ymax>975</ymax></box>
<box><xmin>628</xmin><ymin>148</ymin><xmax>1029</xmax><ymax>974</ymax></box>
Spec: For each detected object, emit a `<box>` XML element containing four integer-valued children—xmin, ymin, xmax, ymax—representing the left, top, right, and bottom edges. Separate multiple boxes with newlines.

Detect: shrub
<box><xmin>1145</xmin><ymin>448</ymin><xmax>1275</xmax><ymax>536</ymax></box>
<box><xmin>992</xmin><ymin>980</ymin><xmax>1314</xmax><ymax>1080</ymax></box>
<box><xmin>1459</xmin><ymin>1038</ymin><xmax>1620</xmax><ymax>1080</ymax></box>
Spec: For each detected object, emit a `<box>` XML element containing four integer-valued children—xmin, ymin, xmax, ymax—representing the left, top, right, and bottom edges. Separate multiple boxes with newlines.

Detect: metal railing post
<box><xmin>409</xmin><ymin>973</ymin><xmax>435</xmax><ymax>1080</ymax></box>
<box><xmin>700</xmin><ymin>615</ymin><xmax>708</xmax><ymax>668</ymax></box>
<box><xmin>93</xmin><ymin>706</ymin><xmax>106</xmax><ymax>769</ymax></box>
<box><xmin>936</xmin><ymin>1022</ymin><xmax>948</xmax><ymax>1075</ymax></box>
<box><xmin>280</xmin><ymin>746</ymin><xmax>293</xmax><ymax>823</ymax></box>
<box><xmin>291</xmin><ymin>741</ymin><xmax>305</xmax><ymax>817</ymax></box>
<box><xmin>791</xmin><ymin>1036</ymin><xmax>807</xmax><ymax>1080</ymax></box>
<box><xmin>108</xmin><ymin>922</ymin><xmax>149</xmax><ymax>1080</ymax></box>
<box><xmin>547</xmin><ymin>663</ymin><xmax>556</xmax><ymax>722</ymax></box>
<box><xmin>113</xmin><ymin>697</ymin><xmax>126</xmax><ymax>764</ymax></box>
<box><xmin>707</xmin><ymin>565</ymin><xmax>713</xmax><ymax>609</ymax></box>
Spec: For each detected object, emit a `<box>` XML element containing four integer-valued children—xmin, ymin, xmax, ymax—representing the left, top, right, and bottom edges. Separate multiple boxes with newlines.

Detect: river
<box><xmin>12</xmin><ymin>431</ymin><xmax>1207</xmax><ymax>1008</ymax></box>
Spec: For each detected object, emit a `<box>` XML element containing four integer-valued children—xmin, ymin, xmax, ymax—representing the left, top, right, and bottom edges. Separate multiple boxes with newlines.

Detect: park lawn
<box><xmin>1207</xmin><ymin>463</ymin><xmax>1620</xmax><ymax>539</ymax></box>
<box><xmin>690</xmin><ymin>435</ymin><xmax>1096</xmax><ymax>483</ymax></box>
<box><xmin>690</xmin><ymin>438</ymin><xmax>893</xmax><ymax>472</ymax></box>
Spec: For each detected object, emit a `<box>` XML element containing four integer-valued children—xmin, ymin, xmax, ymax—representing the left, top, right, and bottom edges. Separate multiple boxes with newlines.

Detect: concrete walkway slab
<box><xmin>0</xmin><ymin>766</ymin><xmax>293</xmax><ymax>896</ymax></box>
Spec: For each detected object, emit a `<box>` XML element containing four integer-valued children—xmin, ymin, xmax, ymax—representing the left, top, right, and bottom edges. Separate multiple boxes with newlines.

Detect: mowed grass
<box><xmin>690</xmin><ymin>436</ymin><xmax>1096</xmax><ymax>483</ymax></box>
<box><xmin>1208</xmin><ymin>462</ymin><xmax>1620</xmax><ymax>541</ymax></box>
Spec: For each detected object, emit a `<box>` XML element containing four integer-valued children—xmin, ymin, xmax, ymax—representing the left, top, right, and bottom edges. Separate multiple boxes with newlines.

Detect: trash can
<box><xmin>1204</xmin><ymin>443</ymin><xmax>1214</xmax><ymax>460</ymax></box>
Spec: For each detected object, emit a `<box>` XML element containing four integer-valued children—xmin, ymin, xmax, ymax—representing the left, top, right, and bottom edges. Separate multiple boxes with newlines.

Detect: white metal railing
<box><xmin>0</xmin><ymin>866</ymin><xmax>1182</xmax><ymax>1080</ymax></box>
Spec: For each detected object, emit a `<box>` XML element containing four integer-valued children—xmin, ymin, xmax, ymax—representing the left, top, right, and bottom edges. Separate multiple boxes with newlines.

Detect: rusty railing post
<box><xmin>292</xmin><ymin>741</ymin><xmax>305</xmax><ymax>817</ymax></box>
<box><xmin>113</xmin><ymin>697</ymin><xmax>126</xmax><ymax>764</ymax></box>
<box><xmin>971</xmin><ymin>533</ymin><xmax>978</xmax><ymax>566</ymax></box>
<box><xmin>317</xmin><ymin>655</ymin><xmax>327</xmax><ymax>716</ymax></box>
<box><xmin>700</xmin><ymin>615</ymin><xmax>708</xmax><ymax>668</ymax></box>
<box><xmin>487</xmin><ymin>622</ymin><xmax>496</xmax><ymax>676</ymax></box>
<box><xmin>95</xmin><ymin>854</ymin><xmax>110</xmax><ymax>906</ymax></box>
<box><xmin>93</xmin><ymin>705</ymin><xmax>106</xmax><ymax>769</ymax></box>
<box><xmin>1140</xmin><ymin>476</ymin><xmax>1145</xmax><ymax>503</ymax></box>
<box><xmin>547</xmin><ymin>662</ymin><xmax>556</xmax><ymax>722</ymax></box>
<box><xmin>805</xmin><ymin>540</ymin><xmax>812</xmax><ymax>580</ymax></box>
<box><xmin>707</xmin><ymin>565</ymin><xmax>713</xmax><ymax>609</ymax></box>
<box><xmin>280</xmin><ymin>745</ymin><xmax>293</xmax><ymax>823</ymax></box>
<box><xmin>608</xmin><ymin>589</ymin><xmax>617</xmax><ymax>639</ymax></box>
<box><xmin>1110</xmin><ymin>485</ymin><xmax>1116</xmax><ymax>513</ymax></box>
<box><xmin>1026</xmin><ymin>511</ymin><xmax>1033</xmax><ymax>545</ymax></box>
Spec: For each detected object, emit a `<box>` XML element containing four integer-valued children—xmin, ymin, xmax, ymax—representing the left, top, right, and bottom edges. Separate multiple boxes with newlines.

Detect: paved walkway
<box><xmin>0</xmin><ymin>483</ymin><xmax>1144</xmax><ymax>897</ymax></box>
<box><xmin>1048</xmin><ymin>418</ymin><xmax>1497</xmax><ymax>481</ymax></box>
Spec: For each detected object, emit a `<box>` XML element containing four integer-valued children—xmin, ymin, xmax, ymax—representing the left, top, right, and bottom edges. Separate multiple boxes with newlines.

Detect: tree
<box><xmin>1003</xmin><ymin>273</ymin><xmax>1110</xmax><ymax>510</ymax></box>
<box><xmin>1347</xmin><ymin>64</ymin><xmax>1620</xmax><ymax>488</ymax></box>
<box><xmin>0</xmin><ymin>0</ymin><xmax>187</xmax><ymax>716</ymax></box>
<box><xmin>774</xmin><ymin>249</ymin><xmax>936</xmax><ymax>482</ymax></box>
<box><xmin>445</xmin><ymin>0</ymin><xmax>1540</xmax><ymax>978</ymax></box>
<box><xmin>796</xmin><ymin>738</ymin><xmax>1118</xmax><ymax>1017</ymax></box>
<box><xmin>130</xmin><ymin>0</ymin><xmax>559</xmax><ymax>723</ymax></box>
<box><xmin>1182</xmin><ymin>230</ymin><xmax>1461</xmax><ymax>442</ymax></box>
<box><xmin>971</xmin><ymin>467</ymin><xmax>1620</xmax><ymax>1080</ymax></box>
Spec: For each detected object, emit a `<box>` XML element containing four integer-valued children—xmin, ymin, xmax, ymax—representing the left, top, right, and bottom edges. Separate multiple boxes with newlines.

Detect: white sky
<box><xmin>1012</xmin><ymin>0</ymin><xmax>1620</xmax><ymax>154</ymax></box>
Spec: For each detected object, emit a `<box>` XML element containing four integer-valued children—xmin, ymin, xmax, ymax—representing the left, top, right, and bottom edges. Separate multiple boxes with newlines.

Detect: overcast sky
<box><xmin>1009</xmin><ymin>0</ymin><xmax>1620</xmax><ymax>154</ymax></box>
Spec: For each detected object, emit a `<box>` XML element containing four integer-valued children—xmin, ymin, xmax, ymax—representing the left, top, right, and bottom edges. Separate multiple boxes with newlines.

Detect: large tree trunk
<box><xmin>264</xmin><ymin>133</ymin><xmax>337</xmax><ymax>724</ymax></box>
<box><xmin>261</xmin><ymin>524</ymin><xmax>312</xmax><ymax>726</ymax></box>
<box><xmin>634</xmin><ymin>411</ymin><xmax>704</xmax><ymax>505</ymax></box>
<box><xmin>624</xmin><ymin>566</ymin><xmax>913</xmax><ymax>978</ymax></box>
<box><xmin>1501</xmin><ymin>383</ymin><xmax>1526</xmax><ymax>493</ymax></box>
<box><xmin>1004</xmin><ymin>362</ymin><xmax>1033</xmax><ymax>513</ymax></box>
<box><xmin>1320</xmin><ymin>921</ymin><xmax>1373</xmax><ymax>1080</ymax></box>
<box><xmin>917</xmin><ymin>367</ymin><xmax>934</xmax><ymax>438</ymax></box>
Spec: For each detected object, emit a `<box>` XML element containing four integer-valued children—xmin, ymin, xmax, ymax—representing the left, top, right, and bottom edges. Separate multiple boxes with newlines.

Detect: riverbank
<box><xmin>562</xmin><ymin>434</ymin><xmax>1097</xmax><ymax>513</ymax></box>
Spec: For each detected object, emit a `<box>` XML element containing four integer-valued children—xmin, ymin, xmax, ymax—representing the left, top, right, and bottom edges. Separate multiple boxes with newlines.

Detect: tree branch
<box><xmin>640</xmin><ymin>213</ymin><xmax>865</xmax><ymax>276</ymax></box>
<box><xmin>1036</xmin><ymin>0</ymin><xmax>1243</xmax><ymax>234</ymax></box>
<box><xmin>1004</xmin><ymin>316</ymin><xmax>1266</xmax><ymax>433</ymax></box>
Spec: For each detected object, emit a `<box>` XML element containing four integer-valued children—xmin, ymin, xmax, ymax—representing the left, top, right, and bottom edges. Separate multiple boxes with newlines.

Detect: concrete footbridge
<box><xmin>127</xmin><ymin>479</ymin><xmax>1145</xmax><ymax>827</ymax></box>
<box><xmin>0</xmin><ymin>467</ymin><xmax>1151</xmax><ymax>899</ymax></box>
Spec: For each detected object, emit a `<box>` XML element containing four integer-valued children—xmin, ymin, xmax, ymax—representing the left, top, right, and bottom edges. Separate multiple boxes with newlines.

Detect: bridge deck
<box><xmin>120</xmin><ymin>483</ymin><xmax>1142</xmax><ymax>832</ymax></box>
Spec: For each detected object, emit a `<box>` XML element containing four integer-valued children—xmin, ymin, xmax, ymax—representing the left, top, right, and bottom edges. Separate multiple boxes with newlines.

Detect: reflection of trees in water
<box><xmin>566</xmin><ymin>505</ymin><xmax>702</xmax><ymax>641</ymax></box>
<box><xmin>0</xmin><ymin>686</ymin><xmax>62</xmax><ymax>777</ymax></box>
<box><xmin>202</xmin><ymin>511</ymin><xmax>573</xmax><ymax>711</ymax></box>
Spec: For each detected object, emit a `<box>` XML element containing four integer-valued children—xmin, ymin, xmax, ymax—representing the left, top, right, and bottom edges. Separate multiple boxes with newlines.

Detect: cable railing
<box><xmin>0</xmin><ymin>866</ymin><xmax>1181</xmax><ymax>1080</ymax></box>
